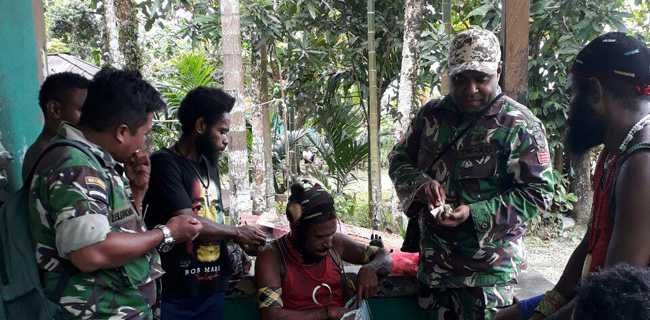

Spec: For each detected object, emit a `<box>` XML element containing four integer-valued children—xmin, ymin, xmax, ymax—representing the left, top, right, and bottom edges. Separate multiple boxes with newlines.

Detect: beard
<box><xmin>290</xmin><ymin>231</ymin><xmax>326</xmax><ymax>264</ymax></box>
<box><xmin>195</xmin><ymin>131</ymin><xmax>221</xmax><ymax>166</ymax></box>
<box><xmin>566</xmin><ymin>94</ymin><xmax>605</xmax><ymax>155</ymax></box>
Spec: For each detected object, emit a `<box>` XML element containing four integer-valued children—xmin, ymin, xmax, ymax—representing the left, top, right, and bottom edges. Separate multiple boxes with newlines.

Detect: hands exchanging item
<box><xmin>234</xmin><ymin>224</ymin><xmax>266</xmax><ymax>255</ymax></box>
<box><xmin>419</xmin><ymin>180</ymin><xmax>470</xmax><ymax>228</ymax></box>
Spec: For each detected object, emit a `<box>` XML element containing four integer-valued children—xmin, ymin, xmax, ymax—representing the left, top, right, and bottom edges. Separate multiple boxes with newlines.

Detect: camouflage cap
<box><xmin>448</xmin><ymin>29</ymin><xmax>501</xmax><ymax>76</ymax></box>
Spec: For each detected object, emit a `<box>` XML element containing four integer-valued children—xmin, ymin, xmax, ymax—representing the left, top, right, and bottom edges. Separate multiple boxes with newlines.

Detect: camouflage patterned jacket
<box><xmin>28</xmin><ymin>123</ymin><xmax>164</xmax><ymax>319</ymax></box>
<box><xmin>388</xmin><ymin>95</ymin><xmax>554</xmax><ymax>288</ymax></box>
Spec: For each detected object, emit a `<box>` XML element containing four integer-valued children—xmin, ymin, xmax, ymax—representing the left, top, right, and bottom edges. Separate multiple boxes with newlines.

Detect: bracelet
<box><xmin>534</xmin><ymin>290</ymin><xmax>568</xmax><ymax>316</ymax></box>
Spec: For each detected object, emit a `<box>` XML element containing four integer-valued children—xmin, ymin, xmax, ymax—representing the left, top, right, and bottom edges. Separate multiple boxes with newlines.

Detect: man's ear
<box><xmin>587</xmin><ymin>77</ymin><xmax>605</xmax><ymax>111</ymax></box>
<box><xmin>46</xmin><ymin>100</ymin><xmax>61</xmax><ymax>120</ymax></box>
<box><xmin>195</xmin><ymin>117</ymin><xmax>207</xmax><ymax>135</ymax></box>
<box><xmin>496</xmin><ymin>61</ymin><xmax>503</xmax><ymax>80</ymax></box>
<box><xmin>114</xmin><ymin>124</ymin><xmax>130</xmax><ymax>144</ymax></box>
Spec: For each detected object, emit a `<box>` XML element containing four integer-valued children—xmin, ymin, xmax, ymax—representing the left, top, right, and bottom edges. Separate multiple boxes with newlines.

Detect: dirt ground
<box><xmin>523</xmin><ymin>225</ymin><xmax>586</xmax><ymax>283</ymax></box>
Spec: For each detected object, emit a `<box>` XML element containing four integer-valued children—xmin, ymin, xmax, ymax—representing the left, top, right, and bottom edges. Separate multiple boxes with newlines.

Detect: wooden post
<box><xmin>441</xmin><ymin>0</ymin><xmax>451</xmax><ymax>95</ymax></box>
<box><xmin>501</xmin><ymin>0</ymin><xmax>529</xmax><ymax>104</ymax></box>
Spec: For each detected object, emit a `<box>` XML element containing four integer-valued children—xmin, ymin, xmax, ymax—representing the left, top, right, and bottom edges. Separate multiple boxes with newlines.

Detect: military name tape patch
<box><xmin>85</xmin><ymin>176</ymin><xmax>107</xmax><ymax>190</ymax></box>
<box><xmin>537</xmin><ymin>152</ymin><xmax>551</xmax><ymax>164</ymax></box>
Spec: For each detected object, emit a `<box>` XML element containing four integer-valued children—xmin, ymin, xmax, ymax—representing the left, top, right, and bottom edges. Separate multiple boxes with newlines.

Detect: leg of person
<box><xmin>160</xmin><ymin>293</ymin><xmax>225</xmax><ymax>320</ymax></box>
<box><xmin>418</xmin><ymin>282</ymin><xmax>456</xmax><ymax>320</ymax></box>
<box><xmin>193</xmin><ymin>292</ymin><xmax>225</xmax><ymax>320</ymax></box>
<box><xmin>494</xmin><ymin>293</ymin><xmax>545</xmax><ymax>320</ymax></box>
<box><xmin>454</xmin><ymin>285</ymin><xmax>515</xmax><ymax>320</ymax></box>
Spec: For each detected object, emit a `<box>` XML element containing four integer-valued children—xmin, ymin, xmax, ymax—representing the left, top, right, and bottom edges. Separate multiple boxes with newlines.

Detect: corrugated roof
<box><xmin>47</xmin><ymin>53</ymin><xmax>99</xmax><ymax>80</ymax></box>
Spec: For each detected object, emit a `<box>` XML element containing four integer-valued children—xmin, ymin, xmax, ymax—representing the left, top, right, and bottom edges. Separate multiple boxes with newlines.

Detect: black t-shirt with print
<box><xmin>143</xmin><ymin>148</ymin><xmax>229</xmax><ymax>300</ymax></box>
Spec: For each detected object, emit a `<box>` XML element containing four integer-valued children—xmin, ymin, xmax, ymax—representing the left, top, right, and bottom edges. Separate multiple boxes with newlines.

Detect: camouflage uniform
<box><xmin>389</xmin><ymin>28</ymin><xmax>554</xmax><ymax>320</ymax></box>
<box><xmin>28</xmin><ymin>123</ymin><xmax>164</xmax><ymax>319</ymax></box>
<box><xmin>389</xmin><ymin>93</ymin><xmax>554</xmax><ymax>319</ymax></box>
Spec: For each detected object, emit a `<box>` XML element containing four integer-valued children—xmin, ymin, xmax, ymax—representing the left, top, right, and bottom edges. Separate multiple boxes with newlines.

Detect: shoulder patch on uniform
<box><xmin>534</xmin><ymin>131</ymin><xmax>547</xmax><ymax>149</ymax></box>
<box><xmin>85</xmin><ymin>176</ymin><xmax>108</xmax><ymax>203</ymax></box>
<box><xmin>85</xmin><ymin>176</ymin><xmax>106</xmax><ymax>191</ymax></box>
<box><xmin>537</xmin><ymin>152</ymin><xmax>551</xmax><ymax>164</ymax></box>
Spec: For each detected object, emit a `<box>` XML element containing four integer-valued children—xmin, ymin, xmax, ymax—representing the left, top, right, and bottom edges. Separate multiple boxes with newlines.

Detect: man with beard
<box><xmin>514</xmin><ymin>33</ymin><xmax>650</xmax><ymax>320</ymax></box>
<box><xmin>388</xmin><ymin>28</ymin><xmax>554</xmax><ymax>320</ymax></box>
<box><xmin>254</xmin><ymin>184</ymin><xmax>393</xmax><ymax>320</ymax></box>
<box><xmin>143</xmin><ymin>87</ymin><xmax>266</xmax><ymax>320</ymax></box>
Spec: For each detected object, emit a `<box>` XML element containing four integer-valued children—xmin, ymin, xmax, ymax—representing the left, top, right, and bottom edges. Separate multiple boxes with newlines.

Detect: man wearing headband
<box><xmin>509</xmin><ymin>32</ymin><xmax>650</xmax><ymax>320</ymax></box>
<box><xmin>389</xmin><ymin>28</ymin><xmax>554</xmax><ymax>319</ymax></box>
<box><xmin>254</xmin><ymin>184</ymin><xmax>393</xmax><ymax>320</ymax></box>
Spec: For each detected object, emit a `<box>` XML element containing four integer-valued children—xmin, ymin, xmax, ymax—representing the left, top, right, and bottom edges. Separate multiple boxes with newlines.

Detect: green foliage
<box><xmin>160</xmin><ymin>52</ymin><xmax>216</xmax><ymax>107</ymax></box>
<box><xmin>527</xmin><ymin>170</ymin><xmax>578</xmax><ymax>236</ymax></box>
<box><xmin>527</xmin><ymin>0</ymin><xmax>630</xmax><ymax>150</ymax></box>
<box><xmin>307</xmin><ymin>102</ymin><xmax>369</xmax><ymax>197</ymax></box>
<box><xmin>271</xmin><ymin>129</ymin><xmax>308</xmax><ymax>193</ymax></box>
<box><xmin>46</xmin><ymin>38</ymin><xmax>70</xmax><ymax>54</ymax></box>
<box><xmin>45</xmin><ymin>0</ymin><xmax>100</xmax><ymax>62</ymax></box>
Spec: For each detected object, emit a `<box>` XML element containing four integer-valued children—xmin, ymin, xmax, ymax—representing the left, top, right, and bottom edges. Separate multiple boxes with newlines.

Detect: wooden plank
<box><xmin>501</xmin><ymin>0</ymin><xmax>529</xmax><ymax>104</ymax></box>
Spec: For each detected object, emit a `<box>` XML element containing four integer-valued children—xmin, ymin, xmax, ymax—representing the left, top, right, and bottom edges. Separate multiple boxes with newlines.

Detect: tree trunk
<box><xmin>221</xmin><ymin>0</ymin><xmax>251</xmax><ymax>224</ymax></box>
<box><xmin>115</xmin><ymin>0</ymin><xmax>142</xmax><ymax>71</ymax></box>
<box><xmin>441</xmin><ymin>0</ymin><xmax>452</xmax><ymax>94</ymax></box>
<box><xmin>367</xmin><ymin>0</ymin><xmax>381</xmax><ymax>229</ymax></box>
<box><xmin>569</xmin><ymin>153</ymin><xmax>592</xmax><ymax>226</ymax></box>
<box><xmin>261</xmin><ymin>42</ymin><xmax>276</xmax><ymax>215</ymax></box>
<box><xmin>391</xmin><ymin>0</ymin><xmax>423</xmax><ymax>224</ymax></box>
<box><xmin>251</xmin><ymin>33</ymin><xmax>266</xmax><ymax>215</ymax></box>
<box><xmin>101</xmin><ymin>0</ymin><xmax>122</xmax><ymax>67</ymax></box>
<box><xmin>554</xmin><ymin>146</ymin><xmax>564</xmax><ymax>175</ymax></box>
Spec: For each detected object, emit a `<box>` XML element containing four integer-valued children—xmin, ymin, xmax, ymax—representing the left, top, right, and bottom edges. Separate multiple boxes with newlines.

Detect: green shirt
<box><xmin>28</xmin><ymin>123</ymin><xmax>164</xmax><ymax>319</ymax></box>
<box><xmin>388</xmin><ymin>95</ymin><xmax>554</xmax><ymax>288</ymax></box>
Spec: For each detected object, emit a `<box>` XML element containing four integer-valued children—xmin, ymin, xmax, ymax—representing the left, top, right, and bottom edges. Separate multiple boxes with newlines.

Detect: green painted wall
<box><xmin>0</xmin><ymin>0</ymin><xmax>44</xmax><ymax>191</ymax></box>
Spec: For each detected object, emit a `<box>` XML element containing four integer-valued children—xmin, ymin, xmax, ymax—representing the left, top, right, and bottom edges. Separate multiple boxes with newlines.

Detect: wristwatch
<box><xmin>154</xmin><ymin>224</ymin><xmax>175</xmax><ymax>253</ymax></box>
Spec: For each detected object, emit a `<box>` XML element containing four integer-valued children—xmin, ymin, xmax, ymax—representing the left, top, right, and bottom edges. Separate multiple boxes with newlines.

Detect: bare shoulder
<box><xmin>256</xmin><ymin>242</ymin><xmax>281</xmax><ymax>265</ymax></box>
<box><xmin>616</xmin><ymin>148</ymin><xmax>650</xmax><ymax>211</ymax></box>
<box><xmin>618</xmin><ymin>148</ymin><xmax>650</xmax><ymax>185</ymax></box>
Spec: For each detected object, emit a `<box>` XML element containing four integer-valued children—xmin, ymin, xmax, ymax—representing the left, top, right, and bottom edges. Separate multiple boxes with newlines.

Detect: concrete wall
<box><xmin>0</xmin><ymin>0</ymin><xmax>46</xmax><ymax>191</ymax></box>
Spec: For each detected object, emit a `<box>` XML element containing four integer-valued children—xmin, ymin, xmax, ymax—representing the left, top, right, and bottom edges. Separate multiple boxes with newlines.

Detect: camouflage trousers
<box><xmin>418</xmin><ymin>282</ymin><xmax>515</xmax><ymax>320</ymax></box>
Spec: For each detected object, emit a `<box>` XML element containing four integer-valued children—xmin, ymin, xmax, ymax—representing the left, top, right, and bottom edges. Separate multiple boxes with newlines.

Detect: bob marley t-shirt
<box><xmin>143</xmin><ymin>148</ymin><xmax>229</xmax><ymax>300</ymax></box>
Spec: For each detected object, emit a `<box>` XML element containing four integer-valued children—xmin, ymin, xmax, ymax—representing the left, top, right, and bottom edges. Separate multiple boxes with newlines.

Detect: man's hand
<box><xmin>166</xmin><ymin>215</ymin><xmax>202</xmax><ymax>242</ymax></box>
<box><xmin>327</xmin><ymin>307</ymin><xmax>353</xmax><ymax>320</ymax></box>
<box><xmin>240</xmin><ymin>243</ymin><xmax>262</xmax><ymax>256</ymax></box>
<box><xmin>437</xmin><ymin>204</ymin><xmax>470</xmax><ymax>228</ymax></box>
<box><xmin>125</xmin><ymin>149</ymin><xmax>150</xmax><ymax>192</ymax></box>
<box><xmin>417</xmin><ymin>180</ymin><xmax>446</xmax><ymax>208</ymax></box>
<box><xmin>235</xmin><ymin>225</ymin><xmax>266</xmax><ymax>247</ymax></box>
<box><xmin>356</xmin><ymin>265</ymin><xmax>379</xmax><ymax>306</ymax></box>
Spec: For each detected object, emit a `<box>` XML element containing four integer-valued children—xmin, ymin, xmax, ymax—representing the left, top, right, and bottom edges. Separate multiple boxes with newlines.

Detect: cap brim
<box><xmin>449</xmin><ymin>61</ymin><xmax>499</xmax><ymax>76</ymax></box>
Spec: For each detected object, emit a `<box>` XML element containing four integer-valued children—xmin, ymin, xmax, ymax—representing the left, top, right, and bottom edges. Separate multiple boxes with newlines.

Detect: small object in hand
<box><xmin>430</xmin><ymin>203</ymin><xmax>453</xmax><ymax>219</ymax></box>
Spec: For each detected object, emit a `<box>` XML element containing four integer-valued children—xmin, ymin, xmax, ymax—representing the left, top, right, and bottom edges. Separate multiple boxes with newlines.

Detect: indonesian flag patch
<box><xmin>537</xmin><ymin>152</ymin><xmax>551</xmax><ymax>164</ymax></box>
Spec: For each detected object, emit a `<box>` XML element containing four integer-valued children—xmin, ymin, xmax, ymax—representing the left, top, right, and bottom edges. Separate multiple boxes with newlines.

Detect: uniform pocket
<box><xmin>121</xmin><ymin>253</ymin><xmax>154</xmax><ymax>287</ymax></box>
<box><xmin>457</xmin><ymin>156</ymin><xmax>497</xmax><ymax>179</ymax></box>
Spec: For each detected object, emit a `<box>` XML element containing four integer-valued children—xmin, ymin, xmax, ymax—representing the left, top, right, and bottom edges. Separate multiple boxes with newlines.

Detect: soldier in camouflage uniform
<box><xmin>28</xmin><ymin>68</ymin><xmax>202</xmax><ymax>319</ymax></box>
<box><xmin>388</xmin><ymin>29</ymin><xmax>554</xmax><ymax>319</ymax></box>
